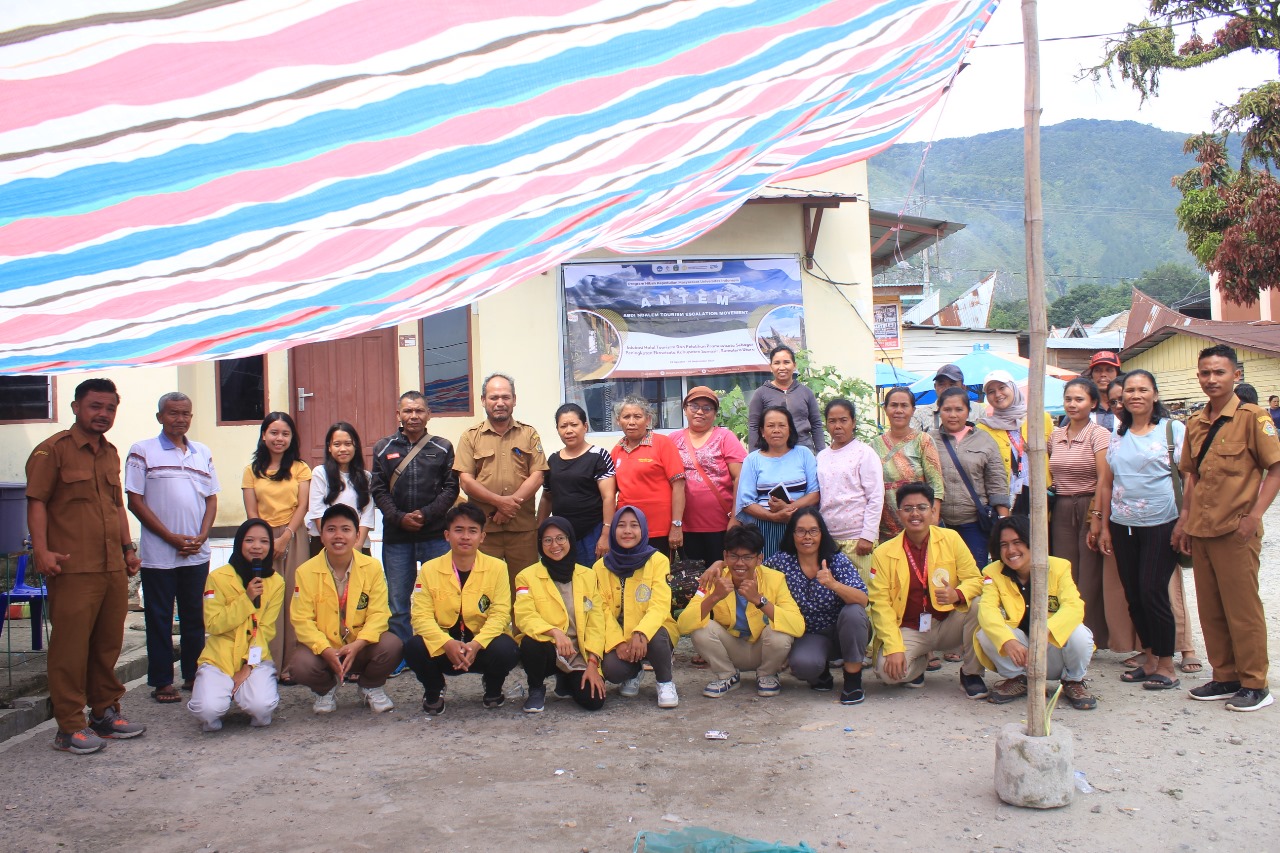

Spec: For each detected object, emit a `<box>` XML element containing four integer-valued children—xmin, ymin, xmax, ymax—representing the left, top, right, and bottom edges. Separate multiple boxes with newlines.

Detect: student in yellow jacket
<box><xmin>868</xmin><ymin>483</ymin><xmax>990</xmax><ymax>698</ymax></box>
<box><xmin>976</xmin><ymin>515</ymin><xmax>1097</xmax><ymax>709</ymax></box>
<box><xmin>594</xmin><ymin>506</ymin><xmax>680</xmax><ymax>708</ymax></box>
<box><xmin>513</xmin><ymin>517</ymin><xmax>607</xmax><ymax>713</ymax></box>
<box><xmin>678</xmin><ymin>523</ymin><xmax>805</xmax><ymax>698</ymax></box>
<box><xmin>187</xmin><ymin>519</ymin><xmax>285</xmax><ymax>732</ymax></box>
<box><xmin>288</xmin><ymin>504</ymin><xmax>403</xmax><ymax>715</ymax></box>
<box><xmin>405</xmin><ymin>502</ymin><xmax>519</xmax><ymax>715</ymax></box>
<box><xmin>975</xmin><ymin>370</ymin><xmax>1054</xmax><ymax>515</ymax></box>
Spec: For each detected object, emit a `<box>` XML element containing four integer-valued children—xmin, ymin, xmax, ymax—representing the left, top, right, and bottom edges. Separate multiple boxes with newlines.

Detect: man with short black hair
<box><xmin>1174</xmin><ymin>344</ymin><xmax>1280</xmax><ymax>712</ymax></box>
<box><xmin>27</xmin><ymin>378</ymin><xmax>146</xmax><ymax>754</ymax></box>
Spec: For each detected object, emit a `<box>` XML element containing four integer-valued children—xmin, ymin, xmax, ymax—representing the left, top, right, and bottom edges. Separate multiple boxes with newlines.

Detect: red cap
<box><xmin>1088</xmin><ymin>351</ymin><xmax>1121</xmax><ymax>371</ymax></box>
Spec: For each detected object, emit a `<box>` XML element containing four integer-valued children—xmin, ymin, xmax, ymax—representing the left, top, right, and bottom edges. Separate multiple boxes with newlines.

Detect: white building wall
<box><xmin>901</xmin><ymin>327</ymin><xmax>1020</xmax><ymax>376</ymax></box>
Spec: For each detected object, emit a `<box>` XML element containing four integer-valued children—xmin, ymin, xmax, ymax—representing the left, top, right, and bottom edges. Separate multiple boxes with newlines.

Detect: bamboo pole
<box><xmin>1022</xmin><ymin>0</ymin><xmax>1050</xmax><ymax>737</ymax></box>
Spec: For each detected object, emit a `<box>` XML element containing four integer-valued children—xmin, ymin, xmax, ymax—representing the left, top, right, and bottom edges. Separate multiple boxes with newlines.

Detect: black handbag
<box><xmin>668</xmin><ymin>548</ymin><xmax>705</xmax><ymax>611</ymax></box>
<box><xmin>941</xmin><ymin>433</ymin><xmax>999</xmax><ymax>535</ymax></box>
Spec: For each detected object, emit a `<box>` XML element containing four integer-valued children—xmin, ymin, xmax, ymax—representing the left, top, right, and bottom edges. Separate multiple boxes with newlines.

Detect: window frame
<box><xmin>0</xmin><ymin>374</ymin><xmax>56</xmax><ymax>424</ymax></box>
<box><xmin>419</xmin><ymin>307</ymin><xmax>475</xmax><ymax>418</ymax></box>
<box><xmin>215</xmin><ymin>355</ymin><xmax>269</xmax><ymax>426</ymax></box>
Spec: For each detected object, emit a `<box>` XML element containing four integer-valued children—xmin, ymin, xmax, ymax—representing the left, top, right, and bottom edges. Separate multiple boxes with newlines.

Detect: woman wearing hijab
<box><xmin>976</xmin><ymin>370</ymin><xmax>1054</xmax><ymax>515</ymax></box>
<box><xmin>187</xmin><ymin>519</ymin><xmax>285</xmax><ymax>732</ymax></box>
<box><xmin>513</xmin><ymin>517</ymin><xmax>607</xmax><ymax>713</ymax></box>
<box><xmin>593</xmin><ymin>506</ymin><xmax>680</xmax><ymax>708</ymax></box>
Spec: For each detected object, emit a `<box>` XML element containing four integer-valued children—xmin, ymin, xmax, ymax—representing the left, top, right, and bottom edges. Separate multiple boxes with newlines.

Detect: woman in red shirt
<box><xmin>610</xmin><ymin>396</ymin><xmax>685</xmax><ymax>556</ymax></box>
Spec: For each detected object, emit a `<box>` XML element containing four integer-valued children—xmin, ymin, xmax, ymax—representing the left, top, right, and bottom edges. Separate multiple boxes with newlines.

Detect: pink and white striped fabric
<box><xmin>0</xmin><ymin>0</ymin><xmax>996</xmax><ymax>373</ymax></box>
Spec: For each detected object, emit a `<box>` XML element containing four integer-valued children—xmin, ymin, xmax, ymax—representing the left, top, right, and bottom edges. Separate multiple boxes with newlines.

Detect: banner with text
<box><xmin>563</xmin><ymin>258</ymin><xmax>805</xmax><ymax>381</ymax></box>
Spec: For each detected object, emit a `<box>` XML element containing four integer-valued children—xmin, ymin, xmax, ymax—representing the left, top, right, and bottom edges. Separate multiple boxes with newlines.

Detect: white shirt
<box><xmin>306</xmin><ymin>466</ymin><xmax>377</xmax><ymax>535</ymax></box>
<box><xmin>125</xmin><ymin>433</ymin><xmax>220</xmax><ymax>568</ymax></box>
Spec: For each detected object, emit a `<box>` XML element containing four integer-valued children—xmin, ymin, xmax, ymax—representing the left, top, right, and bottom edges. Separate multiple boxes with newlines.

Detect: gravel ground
<box><xmin>2</xmin><ymin>504</ymin><xmax>1278</xmax><ymax>853</ymax></box>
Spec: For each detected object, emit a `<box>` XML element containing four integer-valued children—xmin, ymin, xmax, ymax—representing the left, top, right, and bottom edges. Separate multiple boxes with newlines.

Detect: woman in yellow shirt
<box><xmin>241</xmin><ymin>412</ymin><xmax>311</xmax><ymax>681</ymax></box>
<box><xmin>187</xmin><ymin>519</ymin><xmax>285</xmax><ymax>732</ymax></box>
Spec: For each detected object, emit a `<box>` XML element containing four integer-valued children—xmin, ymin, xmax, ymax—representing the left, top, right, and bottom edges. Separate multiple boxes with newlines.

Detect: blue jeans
<box><xmin>953</xmin><ymin>522</ymin><xmax>991</xmax><ymax>570</ymax></box>
<box><xmin>574</xmin><ymin>523</ymin><xmax>602</xmax><ymax>567</ymax></box>
<box><xmin>382</xmin><ymin>538</ymin><xmax>450</xmax><ymax>642</ymax></box>
<box><xmin>141</xmin><ymin>563</ymin><xmax>209</xmax><ymax>687</ymax></box>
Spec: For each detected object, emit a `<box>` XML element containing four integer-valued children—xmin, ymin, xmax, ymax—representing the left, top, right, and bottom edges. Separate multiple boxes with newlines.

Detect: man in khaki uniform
<box><xmin>26</xmin><ymin>378</ymin><xmax>147</xmax><ymax>754</ymax></box>
<box><xmin>1175</xmin><ymin>344</ymin><xmax>1280</xmax><ymax>712</ymax></box>
<box><xmin>455</xmin><ymin>374</ymin><xmax>548</xmax><ymax>582</ymax></box>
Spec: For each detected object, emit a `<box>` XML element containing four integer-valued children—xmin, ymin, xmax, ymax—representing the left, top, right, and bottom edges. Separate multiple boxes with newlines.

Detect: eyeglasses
<box><xmin>794</xmin><ymin>528</ymin><xmax>821</xmax><ymax>539</ymax></box>
<box><xmin>540</xmin><ymin>536</ymin><xmax>570</xmax><ymax>547</ymax></box>
<box><xmin>1108</xmin><ymin>399</ymin><xmax>1124</xmax><ymax>409</ymax></box>
<box><xmin>685</xmin><ymin>404</ymin><xmax>716</xmax><ymax>414</ymax></box>
<box><xmin>724</xmin><ymin>552</ymin><xmax>759</xmax><ymax>564</ymax></box>
<box><xmin>899</xmin><ymin>504</ymin><xmax>932</xmax><ymax>515</ymax></box>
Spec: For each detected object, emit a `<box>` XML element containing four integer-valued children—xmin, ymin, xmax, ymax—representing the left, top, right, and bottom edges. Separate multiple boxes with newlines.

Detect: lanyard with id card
<box><xmin>903</xmin><ymin>542</ymin><xmax>932</xmax><ymax>632</ymax></box>
<box><xmin>247</xmin><ymin>613</ymin><xmax>263</xmax><ymax>665</ymax></box>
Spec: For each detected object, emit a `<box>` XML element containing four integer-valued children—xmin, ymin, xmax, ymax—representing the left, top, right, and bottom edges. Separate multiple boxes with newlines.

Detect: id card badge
<box><xmin>247</xmin><ymin>646</ymin><xmax>263</xmax><ymax>666</ymax></box>
<box><xmin>918</xmin><ymin>613</ymin><xmax>932</xmax><ymax>633</ymax></box>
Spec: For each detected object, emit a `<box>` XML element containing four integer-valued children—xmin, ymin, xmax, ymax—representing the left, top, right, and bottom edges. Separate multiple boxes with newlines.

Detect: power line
<box><xmin>970</xmin><ymin>7</ymin><xmax>1252</xmax><ymax>49</ymax></box>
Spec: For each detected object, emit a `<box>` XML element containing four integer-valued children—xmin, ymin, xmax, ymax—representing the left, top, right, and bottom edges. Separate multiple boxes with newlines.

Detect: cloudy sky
<box><xmin>901</xmin><ymin>0</ymin><xmax>1276</xmax><ymax>142</ymax></box>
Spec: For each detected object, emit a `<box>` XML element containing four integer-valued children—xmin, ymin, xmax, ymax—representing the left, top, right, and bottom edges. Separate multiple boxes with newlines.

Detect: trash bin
<box><xmin>0</xmin><ymin>482</ymin><xmax>28</xmax><ymax>554</ymax></box>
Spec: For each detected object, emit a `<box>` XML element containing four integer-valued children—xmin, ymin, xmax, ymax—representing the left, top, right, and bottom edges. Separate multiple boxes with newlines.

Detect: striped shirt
<box><xmin>1048</xmin><ymin>422</ymin><xmax>1109</xmax><ymax>496</ymax></box>
<box><xmin>125</xmin><ymin>433</ymin><xmax>220</xmax><ymax>568</ymax></box>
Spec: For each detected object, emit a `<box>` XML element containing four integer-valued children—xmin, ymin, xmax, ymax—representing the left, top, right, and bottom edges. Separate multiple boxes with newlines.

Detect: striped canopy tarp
<box><xmin>0</xmin><ymin>0</ymin><xmax>997</xmax><ymax>374</ymax></box>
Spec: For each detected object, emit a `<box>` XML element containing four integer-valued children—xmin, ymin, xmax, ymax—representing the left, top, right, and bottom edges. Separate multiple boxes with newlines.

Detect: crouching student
<box><xmin>405</xmin><ymin>502</ymin><xmax>519</xmax><ymax>715</ymax></box>
<box><xmin>976</xmin><ymin>515</ymin><xmax>1097</xmax><ymax>709</ymax></box>
<box><xmin>869</xmin><ymin>482</ymin><xmax>989</xmax><ymax>698</ymax></box>
<box><xmin>188</xmin><ymin>519</ymin><xmax>284</xmax><ymax>732</ymax></box>
<box><xmin>677</xmin><ymin>524</ymin><xmax>805</xmax><ymax>698</ymax></box>
<box><xmin>595</xmin><ymin>506</ymin><xmax>680</xmax><ymax>708</ymax></box>
<box><xmin>289</xmin><ymin>504</ymin><xmax>403</xmax><ymax>714</ymax></box>
<box><xmin>513</xmin><ymin>517</ymin><xmax>607</xmax><ymax>713</ymax></box>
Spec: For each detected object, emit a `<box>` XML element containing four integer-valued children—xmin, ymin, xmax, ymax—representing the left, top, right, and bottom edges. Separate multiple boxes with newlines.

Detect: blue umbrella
<box><xmin>875</xmin><ymin>363</ymin><xmax>922</xmax><ymax>388</ymax></box>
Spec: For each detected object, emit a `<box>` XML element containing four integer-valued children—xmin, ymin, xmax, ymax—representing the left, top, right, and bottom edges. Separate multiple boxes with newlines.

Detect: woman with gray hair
<box><xmin>609</xmin><ymin>396</ymin><xmax>686</xmax><ymax>556</ymax></box>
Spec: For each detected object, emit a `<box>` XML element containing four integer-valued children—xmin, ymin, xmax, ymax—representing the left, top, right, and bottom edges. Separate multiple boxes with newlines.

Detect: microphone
<box><xmin>250</xmin><ymin>558</ymin><xmax>265</xmax><ymax>608</ymax></box>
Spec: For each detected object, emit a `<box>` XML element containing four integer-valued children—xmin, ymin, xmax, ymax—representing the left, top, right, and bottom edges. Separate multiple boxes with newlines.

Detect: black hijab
<box><xmin>538</xmin><ymin>516</ymin><xmax>578</xmax><ymax>584</ymax></box>
<box><xmin>229</xmin><ymin>518</ymin><xmax>276</xmax><ymax>589</ymax></box>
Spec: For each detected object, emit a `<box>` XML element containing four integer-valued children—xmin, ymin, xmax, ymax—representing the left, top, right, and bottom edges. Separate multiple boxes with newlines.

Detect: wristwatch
<box><xmin>671</xmin><ymin>520</ymin><xmax>683</xmax><ymax>528</ymax></box>
<box><xmin>757</xmin><ymin>596</ymin><xmax>769</xmax><ymax>608</ymax></box>
<box><xmin>122</xmin><ymin>543</ymin><xmax>138</xmax><ymax>553</ymax></box>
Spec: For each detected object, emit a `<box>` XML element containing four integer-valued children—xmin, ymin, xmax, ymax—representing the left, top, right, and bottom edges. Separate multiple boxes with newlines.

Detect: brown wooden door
<box><xmin>290</xmin><ymin>328</ymin><xmax>400</xmax><ymax>469</ymax></box>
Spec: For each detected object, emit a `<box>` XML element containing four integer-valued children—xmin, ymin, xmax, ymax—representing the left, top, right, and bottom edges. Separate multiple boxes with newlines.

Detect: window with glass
<box><xmin>420</xmin><ymin>307</ymin><xmax>472</xmax><ymax>416</ymax></box>
<box><xmin>217</xmin><ymin>356</ymin><xmax>266</xmax><ymax>424</ymax></box>
<box><xmin>0</xmin><ymin>375</ymin><xmax>53</xmax><ymax>422</ymax></box>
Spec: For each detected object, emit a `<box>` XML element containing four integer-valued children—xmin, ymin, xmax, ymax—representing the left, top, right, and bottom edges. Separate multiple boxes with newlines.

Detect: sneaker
<box><xmin>702</xmin><ymin>671</ymin><xmax>741</xmax><ymax>698</ymax></box>
<box><xmin>88</xmin><ymin>707</ymin><xmax>146</xmax><ymax>739</ymax></box>
<box><xmin>620</xmin><ymin>672</ymin><xmax>643</xmax><ymax>698</ymax></box>
<box><xmin>656</xmin><ymin>681</ymin><xmax>679</xmax><ymax>709</ymax></box>
<box><xmin>388</xmin><ymin>660</ymin><xmax>409</xmax><ymax>678</ymax></box>
<box><xmin>552</xmin><ymin>673</ymin><xmax>573</xmax><ymax>699</ymax></box>
<box><xmin>904</xmin><ymin>672</ymin><xmax>925</xmax><ymax>688</ymax></box>
<box><xmin>313</xmin><ymin>686</ymin><xmax>339</xmax><ymax>714</ymax></box>
<box><xmin>201</xmin><ymin>719</ymin><xmax>224</xmax><ymax>733</ymax></box>
<box><xmin>523</xmin><ymin>685</ymin><xmax>547</xmax><ymax>714</ymax></box>
<box><xmin>1226</xmin><ymin>687</ymin><xmax>1274</xmax><ymax>713</ymax></box>
<box><xmin>482</xmin><ymin>689</ymin><xmax>506</xmax><ymax>709</ymax></box>
<box><xmin>961</xmin><ymin>673</ymin><xmax>989</xmax><ymax>700</ymax></box>
<box><xmin>988</xmin><ymin>675</ymin><xmax>1028</xmax><ymax>704</ymax></box>
<box><xmin>757</xmin><ymin>674</ymin><xmax>781</xmax><ymax>697</ymax></box>
<box><xmin>1061</xmin><ymin>680</ymin><xmax>1097</xmax><ymax>710</ymax></box>
<box><xmin>422</xmin><ymin>693</ymin><xmax>445</xmax><ymax>716</ymax></box>
<box><xmin>840</xmin><ymin>673</ymin><xmax>865</xmax><ymax>705</ymax></box>
<box><xmin>811</xmin><ymin>670</ymin><xmax>834</xmax><ymax>692</ymax></box>
<box><xmin>360</xmin><ymin>686</ymin><xmax>395</xmax><ymax>713</ymax></box>
<box><xmin>52</xmin><ymin>728</ymin><xmax>107</xmax><ymax>754</ymax></box>
<box><xmin>1188</xmin><ymin>680</ymin><xmax>1242</xmax><ymax>701</ymax></box>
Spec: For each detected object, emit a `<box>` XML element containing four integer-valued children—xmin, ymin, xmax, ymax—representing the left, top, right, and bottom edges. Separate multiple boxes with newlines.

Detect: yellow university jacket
<box><xmin>411</xmin><ymin>551</ymin><xmax>512</xmax><ymax>656</ymax></box>
<box><xmin>290</xmin><ymin>550</ymin><xmax>392</xmax><ymax>656</ymax></box>
<box><xmin>592</xmin><ymin>553</ymin><xmax>679</xmax><ymax>651</ymax></box>
<box><xmin>977</xmin><ymin>412</ymin><xmax>1055</xmax><ymax>489</ymax></box>
<box><xmin>677</xmin><ymin>564</ymin><xmax>805</xmax><ymax>641</ymax></box>
<box><xmin>868</xmin><ymin>526</ymin><xmax>983</xmax><ymax>656</ymax></box>
<box><xmin>198</xmin><ymin>564</ymin><xmax>285</xmax><ymax>676</ymax></box>
<box><xmin>974</xmin><ymin>556</ymin><xmax>1086</xmax><ymax>671</ymax></box>
<box><xmin>513</xmin><ymin>562</ymin><xmax>606</xmax><ymax>666</ymax></box>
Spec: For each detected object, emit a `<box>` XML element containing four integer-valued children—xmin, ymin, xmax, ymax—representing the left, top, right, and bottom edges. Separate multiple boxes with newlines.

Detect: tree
<box><xmin>1089</xmin><ymin>3</ymin><xmax>1280</xmax><ymax>305</ymax></box>
<box><xmin>1128</xmin><ymin>261</ymin><xmax>1211</xmax><ymax>304</ymax></box>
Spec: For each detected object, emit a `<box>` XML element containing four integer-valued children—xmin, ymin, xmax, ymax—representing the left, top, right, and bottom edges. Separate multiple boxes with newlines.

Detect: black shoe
<box><xmin>482</xmin><ymin>691</ymin><xmax>505</xmax><ymax>709</ymax></box>
<box><xmin>840</xmin><ymin>672</ymin><xmax>865</xmax><ymax>705</ymax></box>
<box><xmin>523</xmin><ymin>685</ymin><xmax>546</xmax><ymax>714</ymax></box>
<box><xmin>905</xmin><ymin>672</ymin><xmax>925</xmax><ymax>688</ymax></box>
<box><xmin>421</xmin><ymin>693</ymin><xmax>445</xmax><ymax>716</ymax></box>
<box><xmin>1188</xmin><ymin>680</ymin><xmax>1242</xmax><ymax>701</ymax></box>
<box><xmin>1225</xmin><ymin>687</ymin><xmax>1274</xmax><ymax>713</ymax></box>
<box><xmin>811</xmin><ymin>670</ymin><xmax>834</xmax><ymax>692</ymax></box>
<box><xmin>961</xmin><ymin>673</ymin><xmax>989</xmax><ymax>700</ymax></box>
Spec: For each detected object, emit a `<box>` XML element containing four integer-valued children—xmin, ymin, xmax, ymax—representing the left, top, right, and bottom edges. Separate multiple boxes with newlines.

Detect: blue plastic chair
<box><xmin>1</xmin><ymin>554</ymin><xmax>48</xmax><ymax>651</ymax></box>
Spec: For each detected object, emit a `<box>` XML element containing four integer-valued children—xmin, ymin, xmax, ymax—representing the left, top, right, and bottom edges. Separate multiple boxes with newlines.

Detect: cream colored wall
<box><xmin>1123</xmin><ymin>335</ymin><xmax>1280</xmax><ymax>407</ymax></box>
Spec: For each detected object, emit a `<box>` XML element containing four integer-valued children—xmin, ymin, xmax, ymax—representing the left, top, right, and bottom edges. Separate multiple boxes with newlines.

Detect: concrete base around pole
<box><xmin>994</xmin><ymin>722</ymin><xmax>1074</xmax><ymax>809</ymax></box>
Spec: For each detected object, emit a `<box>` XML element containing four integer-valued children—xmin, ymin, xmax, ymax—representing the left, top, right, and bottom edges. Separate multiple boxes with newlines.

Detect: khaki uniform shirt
<box><xmin>454</xmin><ymin>419</ymin><xmax>548</xmax><ymax>532</ymax></box>
<box><xmin>25</xmin><ymin>425</ymin><xmax>126</xmax><ymax>573</ymax></box>
<box><xmin>1180</xmin><ymin>397</ymin><xmax>1280</xmax><ymax>538</ymax></box>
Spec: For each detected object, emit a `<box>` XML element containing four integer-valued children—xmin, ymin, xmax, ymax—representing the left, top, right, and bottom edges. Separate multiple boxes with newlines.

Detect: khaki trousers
<box><xmin>479</xmin><ymin>529</ymin><xmax>538</xmax><ymax>588</ymax></box>
<box><xmin>1191</xmin><ymin>530</ymin><xmax>1268</xmax><ymax>689</ymax></box>
<box><xmin>875</xmin><ymin>603</ymin><xmax>983</xmax><ymax>684</ymax></box>
<box><xmin>289</xmin><ymin>632</ymin><xmax>405</xmax><ymax>692</ymax></box>
<box><xmin>47</xmin><ymin>571</ymin><xmax>128</xmax><ymax>733</ymax></box>
<box><xmin>690</xmin><ymin>621</ymin><xmax>794</xmax><ymax>680</ymax></box>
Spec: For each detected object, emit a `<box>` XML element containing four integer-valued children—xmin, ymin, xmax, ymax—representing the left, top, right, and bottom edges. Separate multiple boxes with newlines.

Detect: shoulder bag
<box><xmin>941</xmin><ymin>433</ymin><xmax>998</xmax><ymax>536</ymax></box>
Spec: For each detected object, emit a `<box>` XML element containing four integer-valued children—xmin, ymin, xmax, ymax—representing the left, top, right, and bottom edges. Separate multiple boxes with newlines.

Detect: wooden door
<box><xmin>290</xmin><ymin>328</ymin><xmax>399</xmax><ymax>469</ymax></box>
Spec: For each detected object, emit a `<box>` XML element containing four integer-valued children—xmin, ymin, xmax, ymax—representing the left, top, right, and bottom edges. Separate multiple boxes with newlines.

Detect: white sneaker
<box><xmin>620</xmin><ymin>672</ymin><xmax>643</xmax><ymax>697</ymax></box>
<box><xmin>313</xmin><ymin>686</ymin><xmax>339</xmax><ymax>714</ymax></box>
<box><xmin>656</xmin><ymin>681</ymin><xmax>679</xmax><ymax>708</ymax></box>
<box><xmin>360</xmin><ymin>686</ymin><xmax>395</xmax><ymax>713</ymax></box>
<box><xmin>200</xmin><ymin>719</ymin><xmax>223</xmax><ymax>733</ymax></box>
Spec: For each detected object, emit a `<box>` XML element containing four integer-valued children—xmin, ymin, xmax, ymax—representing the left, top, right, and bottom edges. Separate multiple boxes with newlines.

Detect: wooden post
<box><xmin>1022</xmin><ymin>0</ymin><xmax>1050</xmax><ymax>737</ymax></box>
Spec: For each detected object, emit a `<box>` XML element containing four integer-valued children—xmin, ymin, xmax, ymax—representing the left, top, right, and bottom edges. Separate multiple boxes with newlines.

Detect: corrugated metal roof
<box><xmin>1122</xmin><ymin>290</ymin><xmax>1280</xmax><ymax>360</ymax></box>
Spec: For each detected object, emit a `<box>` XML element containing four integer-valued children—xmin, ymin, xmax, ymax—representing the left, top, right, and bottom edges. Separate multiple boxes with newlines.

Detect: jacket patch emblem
<box><xmin>1047</xmin><ymin>595</ymin><xmax>1059</xmax><ymax>613</ymax></box>
<box><xmin>515</xmin><ymin>586</ymin><xmax>530</xmax><ymax>595</ymax></box>
<box><xmin>204</xmin><ymin>590</ymin><xmax>216</xmax><ymax>600</ymax></box>
<box><xmin>293</xmin><ymin>585</ymin><xmax>300</xmax><ymax>598</ymax></box>
<box><xmin>1263</xmin><ymin>419</ymin><xmax>1277</xmax><ymax>437</ymax></box>
<box><xmin>635</xmin><ymin>583</ymin><xmax>652</xmax><ymax>603</ymax></box>
<box><xmin>582</xmin><ymin>597</ymin><xmax>593</xmax><ymax>612</ymax></box>
<box><xmin>387</xmin><ymin>452</ymin><xmax>402</xmax><ymax>460</ymax></box>
<box><xmin>477</xmin><ymin>594</ymin><xmax>491</xmax><ymax>613</ymax></box>
<box><xmin>356</xmin><ymin>593</ymin><xmax>369</xmax><ymax>610</ymax></box>
<box><xmin>413</xmin><ymin>582</ymin><xmax>423</xmax><ymax>594</ymax></box>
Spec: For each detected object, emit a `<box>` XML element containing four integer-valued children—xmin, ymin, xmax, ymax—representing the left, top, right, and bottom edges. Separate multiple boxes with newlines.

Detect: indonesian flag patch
<box><xmin>983</xmin><ymin>577</ymin><xmax>993</xmax><ymax>585</ymax></box>
<box><xmin>293</xmin><ymin>585</ymin><xmax>300</xmax><ymax>598</ymax></box>
<box><xmin>203</xmin><ymin>590</ymin><xmax>215</xmax><ymax>600</ymax></box>
<box><xmin>413</xmin><ymin>582</ymin><xmax>423</xmax><ymax>595</ymax></box>
<box><xmin>515</xmin><ymin>586</ymin><xmax>530</xmax><ymax>595</ymax></box>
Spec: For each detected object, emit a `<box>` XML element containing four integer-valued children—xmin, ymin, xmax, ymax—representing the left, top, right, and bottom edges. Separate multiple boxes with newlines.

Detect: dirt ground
<box><xmin>3</xmin><ymin>506</ymin><xmax>1279</xmax><ymax>853</ymax></box>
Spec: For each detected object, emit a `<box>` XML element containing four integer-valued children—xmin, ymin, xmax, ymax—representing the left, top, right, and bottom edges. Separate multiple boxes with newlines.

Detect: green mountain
<box><xmin>868</xmin><ymin>119</ymin><xmax>1210</xmax><ymax>301</ymax></box>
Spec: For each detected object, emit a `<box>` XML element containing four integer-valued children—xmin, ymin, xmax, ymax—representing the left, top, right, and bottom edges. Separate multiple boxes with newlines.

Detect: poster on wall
<box><xmin>873</xmin><ymin>302</ymin><xmax>900</xmax><ymax>350</ymax></box>
<box><xmin>562</xmin><ymin>258</ymin><xmax>804</xmax><ymax>380</ymax></box>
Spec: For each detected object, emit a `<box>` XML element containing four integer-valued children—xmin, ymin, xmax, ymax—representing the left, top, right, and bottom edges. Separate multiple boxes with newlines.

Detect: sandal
<box><xmin>151</xmin><ymin>685</ymin><xmax>183</xmax><ymax>704</ymax></box>
<box><xmin>1122</xmin><ymin>654</ymin><xmax>1145</xmax><ymax>669</ymax></box>
<box><xmin>1120</xmin><ymin>667</ymin><xmax>1154</xmax><ymax>683</ymax></box>
<box><xmin>1143</xmin><ymin>674</ymin><xmax>1181</xmax><ymax>690</ymax></box>
<box><xmin>943</xmin><ymin>652</ymin><xmax>962</xmax><ymax>663</ymax></box>
<box><xmin>925</xmin><ymin>657</ymin><xmax>943</xmax><ymax>672</ymax></box>
<box><xmin>1178</xmin><ymin>655</ymin><xmax>1204</xmax><ymax>674</ymax></box>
